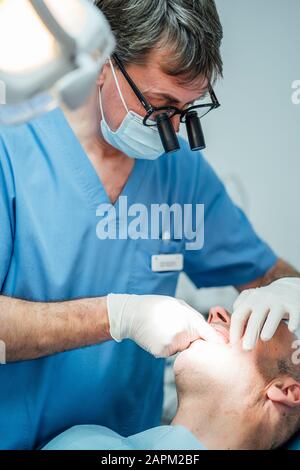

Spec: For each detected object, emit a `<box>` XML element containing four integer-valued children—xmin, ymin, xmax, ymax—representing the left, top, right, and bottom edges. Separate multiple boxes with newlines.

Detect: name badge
<box><xmin>151</xmin><ymin>254</ymin><xmax>184</xmax><ymax>272</ymax></box>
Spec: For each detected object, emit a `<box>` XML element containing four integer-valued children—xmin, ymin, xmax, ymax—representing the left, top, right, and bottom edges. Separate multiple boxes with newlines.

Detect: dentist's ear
<box><xmin>267</xmin><ymin>378</ymin><xmax>300</xmax><ymax>407</ymax></box>
<box><xmin>96</xmin><ymin>60</ymin><xmax>110</xmax><ymax>88</ymax></box>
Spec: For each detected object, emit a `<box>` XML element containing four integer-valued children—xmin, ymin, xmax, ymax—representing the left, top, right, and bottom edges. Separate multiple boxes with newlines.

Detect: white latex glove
<box><xmin>230</xmin><ymin>277</ymin><xmax>300</xmax><ymax>350</ymax></box>
<box><xmin>107</xmin><ymin>294</ymin><xmax>223</xmax><ymax>358</ymax></box>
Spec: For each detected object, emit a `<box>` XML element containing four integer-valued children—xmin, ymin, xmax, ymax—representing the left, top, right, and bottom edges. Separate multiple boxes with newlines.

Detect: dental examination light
<box><xmin>0</xmin><ymin>0</ymin><xmax>115</xmax><ymax>124</ymax></box>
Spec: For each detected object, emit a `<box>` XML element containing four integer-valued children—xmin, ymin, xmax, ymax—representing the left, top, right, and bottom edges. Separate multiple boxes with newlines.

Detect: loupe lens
<box><xmin>185</xmin><ymin>111</ymin><xmax>206</xmax><ymax>151</ymax></box>
<box><xmin>156</xmin><ymin>113</ymin><xmax>180</xmax><ymax>154</ymax></box>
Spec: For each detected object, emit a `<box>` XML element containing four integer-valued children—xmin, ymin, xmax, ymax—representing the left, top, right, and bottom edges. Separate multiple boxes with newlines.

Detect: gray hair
<box><xmin>94</xmin><ymin>0</ymin><xmax>223</xmax><ymax>83</ymax></box>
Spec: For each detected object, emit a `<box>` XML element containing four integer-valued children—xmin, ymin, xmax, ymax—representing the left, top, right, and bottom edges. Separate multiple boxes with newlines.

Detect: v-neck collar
<box><xmin>56</xmin><ymin>108</ymin><xmax>149</xmax><ymax>212</ymax></box>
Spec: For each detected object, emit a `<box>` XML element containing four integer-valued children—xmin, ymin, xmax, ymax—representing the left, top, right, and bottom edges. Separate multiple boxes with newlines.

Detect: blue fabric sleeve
<box><xmin>184</xmin><ymin>154</ymin><xmax>277</xmax><ymax>288</ymax></box>
<box><xmin>0</xmin><ymin>131</ymin><xmax>15</xmax><ymax>290</ymax></box>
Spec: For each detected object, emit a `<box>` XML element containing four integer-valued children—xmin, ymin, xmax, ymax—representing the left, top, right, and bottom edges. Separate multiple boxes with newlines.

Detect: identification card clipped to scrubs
<box><xmin>151</xmin><ymin>253</ymin><xmax>184</xmax><ymax>273</ymax></box>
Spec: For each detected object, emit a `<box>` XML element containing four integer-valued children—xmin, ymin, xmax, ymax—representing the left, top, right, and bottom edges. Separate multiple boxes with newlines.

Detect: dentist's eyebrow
<box><xmin>145</xmin><ymin>92</ymin><xmax>181</xmax><ymax>105</ymax></box>
<box><xmin>146</xmin><ymin>89</ymin><xmax>209</xmax><ymax>106</ymax></box>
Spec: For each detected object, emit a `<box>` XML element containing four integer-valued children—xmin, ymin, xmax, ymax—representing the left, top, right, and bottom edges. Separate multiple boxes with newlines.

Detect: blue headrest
<box><xmin>283</xmin><ymin>429</ymin><xmax>300</xmax><ymax>450</ymax></box>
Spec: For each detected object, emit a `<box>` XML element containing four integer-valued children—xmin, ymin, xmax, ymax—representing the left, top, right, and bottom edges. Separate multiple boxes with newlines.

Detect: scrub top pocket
<box><xmin>127</xmin><ymin>238</ymin><xmax>185</xmax><ymax>296</ymax></box>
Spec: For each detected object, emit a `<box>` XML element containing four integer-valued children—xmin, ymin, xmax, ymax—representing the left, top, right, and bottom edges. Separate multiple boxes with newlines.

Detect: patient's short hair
<box><xmin>273</xmin><ymin>359</ymin><xmax>300</xmax><ymax>448</ymax></box>
<box><xmin>260</xmin><ymin>357</ymin><xmax>300</xmax><ymax>448</ymax></box>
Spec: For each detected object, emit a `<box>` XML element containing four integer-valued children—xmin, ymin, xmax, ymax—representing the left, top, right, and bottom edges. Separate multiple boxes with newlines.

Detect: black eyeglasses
<box><xmin>112</xmin><ymin>53</ymin><xmax>221</xmax><ymax>153</ymax></box>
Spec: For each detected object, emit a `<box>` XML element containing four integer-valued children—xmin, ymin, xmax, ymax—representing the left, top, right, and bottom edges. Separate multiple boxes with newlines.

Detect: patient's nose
<box><xmin>208</xmin><ymin>306</ymin><xmax>231</xmax><ymax>326</ymax></box>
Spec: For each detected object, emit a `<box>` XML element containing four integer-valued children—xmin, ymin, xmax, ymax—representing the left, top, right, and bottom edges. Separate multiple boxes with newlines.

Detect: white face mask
<box><xmin>99</xmin><ymin>59</ymin><xmax>165</xmax><ymax>160</ymax></box>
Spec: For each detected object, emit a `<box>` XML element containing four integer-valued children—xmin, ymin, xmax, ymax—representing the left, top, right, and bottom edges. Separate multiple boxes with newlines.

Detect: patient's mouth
<box><xmin>212</xmin><ymin>323</ymin><xmax>230</xmax><ymax>343</ymax></box>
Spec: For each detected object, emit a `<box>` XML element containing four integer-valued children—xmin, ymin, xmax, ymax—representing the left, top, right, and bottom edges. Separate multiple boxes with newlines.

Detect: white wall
<box><xmin>176</xmin><ymin>0</ymin><xmax>300</xmax><ymax>311</ymax></box>
<box><xmin>203</xmin><ymin>0</ymin><xmax>300</xmax><ymax>269</ymax></box>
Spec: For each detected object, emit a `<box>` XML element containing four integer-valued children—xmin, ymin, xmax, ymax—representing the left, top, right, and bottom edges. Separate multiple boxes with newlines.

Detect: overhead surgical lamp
<box><xmin>0</xmin><ymin>0</ymin><xmax>115</xmax><ymax>124</ymax></box>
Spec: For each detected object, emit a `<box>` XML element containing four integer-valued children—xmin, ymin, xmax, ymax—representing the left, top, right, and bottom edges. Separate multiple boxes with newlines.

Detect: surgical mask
<box><xmin>99</xmin><ymin>59</ymin><xmax>165</xmax><ymax>160</ymax></box>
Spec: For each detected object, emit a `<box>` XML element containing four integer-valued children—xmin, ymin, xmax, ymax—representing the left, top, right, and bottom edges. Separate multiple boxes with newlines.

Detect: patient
<box><xmin>43</xmin><ymin>307</ymin><xmax>300</xmax><ymax>450</ymax></box>
<box><xmin>173</xmin><ymin>307</ymin><xmax>300</xmax><ymax>449</ymax></box>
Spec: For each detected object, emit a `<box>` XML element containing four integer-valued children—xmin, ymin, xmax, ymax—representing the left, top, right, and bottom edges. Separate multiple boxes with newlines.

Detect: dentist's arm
<box><xmin>230</xmin><ymin>259</ymin><xmax>300</xmax><ymax>350</ymax></box>
<box><xmin>236</xmin><ymin>258</ymin><xmax>299</xmax><ymax>291</ymax></box>
<box><xmin>0</xmin><ymin>294</ymin><xmax>221</xmax><ymax>363</ymax></box>
<box><xmin>0</xmin><ymin>295</ymin><xmax>110</xmax><ymax>362</ymax></box>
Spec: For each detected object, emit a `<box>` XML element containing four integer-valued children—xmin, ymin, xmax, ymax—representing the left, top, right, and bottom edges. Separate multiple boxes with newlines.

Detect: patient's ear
<box><xmin>267</xmin><ymin>378</ymin><xmax>300</xmax><ymax>407</ymax></box>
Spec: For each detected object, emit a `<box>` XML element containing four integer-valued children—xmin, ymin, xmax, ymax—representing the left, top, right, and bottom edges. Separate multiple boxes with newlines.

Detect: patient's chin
<box><xmin>174</xmin><ymin>337</ymin><xmax>234</xmax><ymax>381</ymax></box>
<box><xmin>174</xmin><ymin>339</ymin><xmax>212</xmax><ymax>375</ymax></box>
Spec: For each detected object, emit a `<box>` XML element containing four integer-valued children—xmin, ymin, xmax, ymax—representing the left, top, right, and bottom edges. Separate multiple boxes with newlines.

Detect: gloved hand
<box><xmin>107</xmin><ymin>294</ymin><xmax>223</xmax><ymax>358</ymax></box>
<box><xmin>230</xmin><ymin>277</ymin><xmax>300</xmax><ymax>350</ymax></box>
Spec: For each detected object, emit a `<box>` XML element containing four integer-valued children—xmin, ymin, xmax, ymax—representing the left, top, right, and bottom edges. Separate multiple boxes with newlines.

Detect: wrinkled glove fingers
<box><xmin>260</xmin><ymin>306</ymin><xmax>285</xmax><ymax>341</ymax></box>
<box><xmin>230</xmin><ymin>305</ymin><xmax>252</xmax><ymax>344</ymax></box>
<box><xmin>233</xmin><ymin>289</ymin><xmax>254</xmax><ymax>310</ymax></box>
<box><xmin>242</xmin><ymin>306</ymin><xmax>270</xmax><ymax>350</ymax></box>
<box><xmin>288</xmin><ymin>307</ymin><xmax>300</xmax><ymax>333</ymax></box>
<box><xmin>194</xmin><ymin>315</ymin><xmax>225</xmax><ymax>344</ymax></box>
<box><xmin>178</xmin><ymin>303</ymin><xmax>223</xmax><ymax>344</ymax></box>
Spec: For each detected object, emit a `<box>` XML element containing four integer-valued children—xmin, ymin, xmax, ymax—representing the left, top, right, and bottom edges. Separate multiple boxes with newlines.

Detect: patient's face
<box><xmin>174</xmin><ymin>306</ymin><xmax>297</xmax><ymax>402</ymax></box>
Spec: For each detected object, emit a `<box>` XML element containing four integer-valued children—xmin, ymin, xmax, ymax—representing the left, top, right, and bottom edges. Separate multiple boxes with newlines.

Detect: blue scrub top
<box><xmin>0</xmin><ymin>108</ymin><xmax>277</xmax><ymax>449</ymax></box>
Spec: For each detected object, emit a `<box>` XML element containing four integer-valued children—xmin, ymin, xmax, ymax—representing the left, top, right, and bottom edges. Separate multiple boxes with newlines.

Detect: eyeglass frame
<box><xmin>112</xmin><ymin>53</ymin><xmax>220</xmax><ymax>127</ymax></box>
